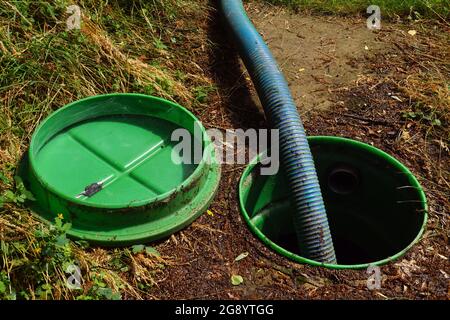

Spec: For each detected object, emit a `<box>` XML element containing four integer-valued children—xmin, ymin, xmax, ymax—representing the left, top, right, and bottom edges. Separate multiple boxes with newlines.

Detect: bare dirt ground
<box><xmin>148</xmin><ymin>2</ymin><xmax>449</xmax><ymax>300</ymax></box>
<box><xmin>249</xmin><ymin>3</ymin><xmax>386</xmax><ymax>115</ymax></box>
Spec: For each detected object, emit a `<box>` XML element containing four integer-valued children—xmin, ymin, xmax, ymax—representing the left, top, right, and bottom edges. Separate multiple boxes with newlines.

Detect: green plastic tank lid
<box><xmin>239</xmin><ymin>136</ymin><xmax>427</xmax><ymax>269</ymax></box>
<box><xmin>22</xmin><ymin>93</ymin><xmax>221</xmax><ymax>245</ymax></box>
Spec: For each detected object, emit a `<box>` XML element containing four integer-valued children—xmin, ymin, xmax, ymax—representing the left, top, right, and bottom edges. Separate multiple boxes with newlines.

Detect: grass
<box><xmin>0</xmin><ymin>0</ymin><xmax>209</xmax><ymax>300</ymax></box>
<box><xmin>264</xmin><ymin>0</ymin><xmax>450</xmax><ymax>19</ymax></box>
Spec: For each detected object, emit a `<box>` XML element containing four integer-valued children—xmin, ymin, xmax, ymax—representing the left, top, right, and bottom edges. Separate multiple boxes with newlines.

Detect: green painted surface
<box><xmin>23</xmin><ymin>94</ymin><xmax>221</xmax><ymax>245</ymax></box>
<box><xmin>35</xmin><ymin>115</ymin><xmax>197</xmax><ymax>207</ymax></box>
<box><xmin>239</xmin><ymin>136</ymin><xmax>428</xmax><ymax>269</ymax></box>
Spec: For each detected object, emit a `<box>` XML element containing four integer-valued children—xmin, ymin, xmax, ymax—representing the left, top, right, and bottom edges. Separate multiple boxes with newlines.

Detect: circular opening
<box><xmin>328</xmin><ymin>165</ymin><xmax>360</xmax><ymax>195</ymax></box>
<box><xmin>239</xmin><ymin>136</ymin><xmax>427</xmax><ymax>269</ymax></box>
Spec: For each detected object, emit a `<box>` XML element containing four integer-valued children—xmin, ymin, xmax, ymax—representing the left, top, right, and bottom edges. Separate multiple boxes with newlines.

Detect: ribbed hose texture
<box><xmin>220</xmin><ymin>0</ymin><xmax>337</xmax><ymax>263</ymax></box>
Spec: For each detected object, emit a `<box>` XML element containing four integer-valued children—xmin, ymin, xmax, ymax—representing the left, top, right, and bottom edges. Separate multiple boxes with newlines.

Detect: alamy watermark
<box><xmin>171</xmin><ymin>123</ymin><xmax>280</xmax><ymax>175</ymax></box>
<box><xmin>367</xmin><ymin>5</ymin><xmax>381</xmax><ymax>30</ymax></box>
<box><xmin>65</xmin><ymin>264</ymin><xmax>82</xmax><ymax>290</ymax></box>
<box><xmin>64</xmin><ymin>4</ymin><xmax>380</xmax><ymax>32</ymax></box>
<box><xmin>66</xmin><ymin>5</ymin><xmax>81</xmax><ymax>31</ymax></box>
<box><xmin>367</xmin><ymin>265</ymin><xmax>382</xmax><ymax>290</ymax></box>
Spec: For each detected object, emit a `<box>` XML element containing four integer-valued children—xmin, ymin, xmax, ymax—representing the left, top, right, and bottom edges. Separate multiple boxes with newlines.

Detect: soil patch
<box><xmin>149</xmin><ymin>2</ymin><xmax>449</xmax><ymax>300</ymax></box>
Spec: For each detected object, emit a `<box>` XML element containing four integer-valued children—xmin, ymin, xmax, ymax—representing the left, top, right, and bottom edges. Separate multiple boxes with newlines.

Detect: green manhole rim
<box><xmin>238</xmin><ymin>136</ymin><xmax>428</xmax><ymax>270</ymax></box>
<box><xmin>24</xmin><ymin>93</ymin><xmax>221</xmax><ymax>245</ymax></box>
<box><xmin>29</xmin><ymin>93</ymin><xmax>213</xmax><ymax>209</ymax></box>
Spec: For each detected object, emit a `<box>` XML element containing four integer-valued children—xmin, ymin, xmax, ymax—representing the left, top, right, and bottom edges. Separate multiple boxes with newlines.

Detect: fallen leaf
<box><xmin>231</xmin><ymin>274</ymin><xmax>244</xmax><ymax>286</ymax></box>
<box><xmin>390</xmin><ymin>95</ymin><xmax>403</xmax><ymax>102</ymax></box>
<box><xmin>408</xmin><ymin>30</ymin><xmax>417</xmax><ymax>36</ymax></box>
<box><xmin>206</xmin><ymin>210</ymin><xmax>214</xmax><ymax>217</ymax></box>
<box><xmin>433</xmin><ymin>140</ymin><xmax>450</xmax><ymax>153</ymax></box>
<box><xmin>401</xmin><ymin>130</ymin><xmax>411</xmax><ymax>141</ymax></box>
<box><xmin>395</xmin><ymin>259</ymin><xmax>421</xmax><ymax>277</ymax></box>
<box><xmin>145</xmin><ymin>246</ymin><xmax>160</xmax><ymax>257</ymax></box>
<box><xmin>132</xmin><ymin>244</ymin><xmax>145</xmax><ymax>254</ymax></box>
<box><xmin>234</xmin><ymin>252</ymin><xmax>249</xmax><ymax>262</ymax></box>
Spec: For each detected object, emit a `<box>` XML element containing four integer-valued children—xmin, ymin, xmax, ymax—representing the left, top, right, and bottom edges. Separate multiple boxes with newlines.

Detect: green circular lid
<box><xmin>23</xmin><ymin>93</ymin><xmax>221</xmax><ymax>245</ymax></box>
<box><xmin>239</xmin><ymin>136</ymin><xmax>427</xmax><ymax>269</ymax></box>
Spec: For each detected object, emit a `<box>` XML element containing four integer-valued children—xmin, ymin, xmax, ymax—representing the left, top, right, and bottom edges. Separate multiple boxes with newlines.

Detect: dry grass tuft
<box><xmin>81</xmin><ymin>19</ymin><xmax>192</xmax><ymax>105</ymax></box>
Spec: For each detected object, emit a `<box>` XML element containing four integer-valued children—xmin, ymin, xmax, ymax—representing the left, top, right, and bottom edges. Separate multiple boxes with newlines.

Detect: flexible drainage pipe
<box><xmin>220</xmin><ymin>0</ymin><xmax>337</xmax><ymax>263</ymax></box>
